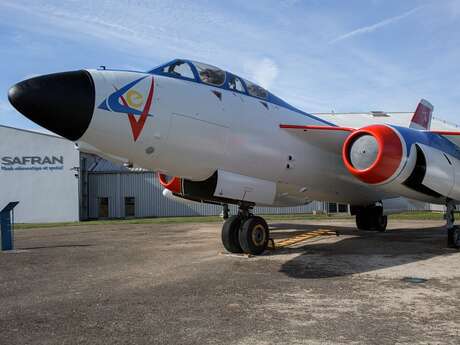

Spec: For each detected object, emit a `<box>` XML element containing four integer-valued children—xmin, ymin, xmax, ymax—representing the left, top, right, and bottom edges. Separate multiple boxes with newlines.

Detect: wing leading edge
<box><xmin>279</xmin><ymin>124</ymin><xmax>355</xmax><ymax>154</ymax></box>
<box><xmin>429</xmin><ymin>130</ymin><xmax>460</xmax><ymax>147</ymax></box>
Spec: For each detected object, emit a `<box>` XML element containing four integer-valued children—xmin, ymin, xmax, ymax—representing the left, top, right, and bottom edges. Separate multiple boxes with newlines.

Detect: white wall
<box><xmin>0</xmin><ymin>126</ymin><xmax>79</xmax><ymax>223</ymax></box>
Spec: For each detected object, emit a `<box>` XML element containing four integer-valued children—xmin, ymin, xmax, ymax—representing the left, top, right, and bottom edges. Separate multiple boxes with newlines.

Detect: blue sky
<box><xmin>1</xmin><ymin>0</ymin><xmax>459</xmax><ymax>130</ymax></box>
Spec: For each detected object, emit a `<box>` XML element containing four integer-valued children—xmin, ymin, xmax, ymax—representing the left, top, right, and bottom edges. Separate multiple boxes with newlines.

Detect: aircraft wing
<box><xmin>279</xmin><ymin>125</ymin><xmax>355</xmax><ymax>154</ymax></box>
<box><xmin>429</xmin><ymin>130</ymin><xmax>460</xmax><ymax>147</ymax></box>
<box><xmin>280</xmin><ymin>125</ymin><xmax>460</xmax><ymax>152</ymax></box>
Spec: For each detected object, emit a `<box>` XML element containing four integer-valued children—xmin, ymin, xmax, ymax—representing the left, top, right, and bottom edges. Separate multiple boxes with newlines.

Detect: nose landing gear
<box><xmin>446</xmin><ymin>200</ymin><xmax>460</xmax><ymax>249</ymax></box>
<box><xmin>221</xmin><ymin>203</ymin><xmax>269</xmax><ymax>255</ymax></box>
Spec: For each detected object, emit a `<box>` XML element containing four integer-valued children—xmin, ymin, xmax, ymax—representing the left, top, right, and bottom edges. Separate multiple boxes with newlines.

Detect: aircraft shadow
<box><xmin>266</xmin><ymin>223</ymin><xmax>457</xmax><ymax>279</ymax></box>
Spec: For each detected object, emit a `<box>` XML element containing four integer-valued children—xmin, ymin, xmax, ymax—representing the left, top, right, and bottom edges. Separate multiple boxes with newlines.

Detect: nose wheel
<box><xmin>221</xmin><ymin>205</ymin><xmax>269</xmax><ymax>255</ymax></box>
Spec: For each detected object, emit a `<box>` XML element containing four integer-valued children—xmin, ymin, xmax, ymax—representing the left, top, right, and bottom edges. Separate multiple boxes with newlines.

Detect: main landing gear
<box><xmin>221</xmin><ymin>204</ymin><xmax>269</xmax><ymax>255</ymax></box>
<box><xmin>354</xmin><ymin>205</ymin><xmax>388</xmax><ymax>232</ymax></box>
<box><xmin>445</xmin><ymin>200</ymin><xmax>460</xmax><ymax>249</ymax></box>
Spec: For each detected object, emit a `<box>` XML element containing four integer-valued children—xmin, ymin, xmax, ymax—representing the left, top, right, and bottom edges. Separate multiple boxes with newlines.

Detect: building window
<box><xmin>328</xmin><ymin>203</ymin><xmax>349</xmax><ymax>214</ymax></box>
<box><xmin>125</xmin><ymin>197</ymin><xmax>135</xmax><ymax>218</ymax></box>
<box><xmin>338</xmin><ymin>204</ymin><xmax>348</xmax><ymax>213</ymax></box>
<box><xmin>328</xmin><ymin>202</ymin><xmax>337</xmax><ymax>213</ymax></box>
<box><xmin>98</xmin><ymin>197</ymin><xmax>109</xmax><ymax>218</ymax></box>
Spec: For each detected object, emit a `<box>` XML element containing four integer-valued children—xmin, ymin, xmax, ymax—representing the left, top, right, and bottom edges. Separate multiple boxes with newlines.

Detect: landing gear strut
<box><xmin>445</xmin><ymin>200</ymin><xmax>460</xmax><ymax>249</ymax></box>
<box><xmin>221</xmin><ymin>204</ymin><xmax>229</xmax><ymax>220</ymax></box>
<box><xmin>354</xmin><ymin>205</ymin><xmax>387</xmax><ymax>232</ymax></box>
<box><xmin>221</xmin><ymin>203</ymin><xmax>269</xmax><ymax>255</ymax></box>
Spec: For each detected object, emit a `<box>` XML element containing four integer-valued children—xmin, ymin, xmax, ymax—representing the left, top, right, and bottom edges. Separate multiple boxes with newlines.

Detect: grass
<box><xmin>13</xmin><ymin>211</ymin><xmax>446</xmax><ymax>230</ymax></box>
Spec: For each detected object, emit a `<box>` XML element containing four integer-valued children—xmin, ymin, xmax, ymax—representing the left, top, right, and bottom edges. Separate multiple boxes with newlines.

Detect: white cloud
<box><xmin>330</xmin><ymin>6</ymin><xmax>423</xmax><ymax>44</ymax></box>
<box><xmin>449</xmin><ymin>0</ymin><xmax>460</xmax><ymax>18</ymax></box>
<box><xmin>244</xmin><ymin>58</ymin><xmax>279</xmax><ymax>89</ymax></box>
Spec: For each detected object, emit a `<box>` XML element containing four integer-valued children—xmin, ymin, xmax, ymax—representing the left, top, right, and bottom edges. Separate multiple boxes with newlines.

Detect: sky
<box><xmin>1</xmin><ymin>0</ymin><xmax>460</xmax><ymax>130</ymax></box>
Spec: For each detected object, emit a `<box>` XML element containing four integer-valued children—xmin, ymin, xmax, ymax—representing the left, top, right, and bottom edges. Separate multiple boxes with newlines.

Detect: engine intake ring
<box><xmin>342</xmin><ymin>125</ymin><xmax>403</xmax><ymax>184</ymax></box>
<box><xmin>158</xmin><ymin>173</ymin><xmax>182</xmax><ymax>193</ymax></box>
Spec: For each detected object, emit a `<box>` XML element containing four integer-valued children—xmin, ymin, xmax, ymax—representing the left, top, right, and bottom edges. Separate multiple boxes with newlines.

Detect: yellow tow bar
<box><xmin>268</xmin><ymin>229</ymin><xmax>338</xmax><ymax>250</ymax></box>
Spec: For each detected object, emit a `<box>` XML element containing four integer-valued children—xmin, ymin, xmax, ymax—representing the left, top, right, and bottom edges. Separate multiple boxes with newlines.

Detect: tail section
<box><xmin>410</xmin><ymin>99</ymin><xmax>433</xmax><ymax>130</ymax></box>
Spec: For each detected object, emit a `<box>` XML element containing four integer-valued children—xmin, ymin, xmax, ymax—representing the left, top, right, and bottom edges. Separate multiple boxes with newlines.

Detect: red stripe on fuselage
<box><xmin>118</xmin><ymin>77</ymin><xmax>155</xmax><ymax>141</ymax></box>
<box><xmin>280</xmin><ymin>124</ymin><xmax>355</xmax><ymax>132</ymax></box>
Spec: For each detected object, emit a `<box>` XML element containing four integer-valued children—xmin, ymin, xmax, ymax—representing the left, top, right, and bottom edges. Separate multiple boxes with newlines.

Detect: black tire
<box><xmin>221</xmin><ymin>215</ymin><xmax>243</xmax><ymax>253</ymax></box>
<box><xmin>447</xmin><ymin>226</ymin><xmax>460</xmax><ymax>249</ymax></box>
<box><xmin>356</xmin><ymin>212</ymin><xmax>370</xmax><ymax>230</ymax></box>
<box><xmin>239</xmin><ymin>216</ymin><xmax>269</xmax><ymax>255</ymax></box>
<box><xmin>356</xmin><ymin>207</ymin><xmax>387</xmax><ymax>232</ymax></box>
<box><xmin>374</xmin><ymin>213</ymin><xmax>388</xmax><ymax>232</ymax></box>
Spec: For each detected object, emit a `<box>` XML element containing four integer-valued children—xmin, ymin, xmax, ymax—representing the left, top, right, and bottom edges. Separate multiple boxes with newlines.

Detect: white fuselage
<box><xmin>79</xmin><ymin>69</ymin><xmax>390</xmax><ymax>207</ymax></box>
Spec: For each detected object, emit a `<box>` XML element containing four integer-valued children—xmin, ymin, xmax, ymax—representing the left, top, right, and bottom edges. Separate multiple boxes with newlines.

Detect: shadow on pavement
<box><xmin>267</xmin><ymin>223</ymin><xmax>457</xmax><ymax>279</ymax></box>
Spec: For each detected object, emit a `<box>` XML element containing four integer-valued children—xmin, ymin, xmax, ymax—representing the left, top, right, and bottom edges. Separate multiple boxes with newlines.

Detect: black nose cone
<box><xmin>8</xmin><ymin>70</ymin><xmax>95</xmax><ymax>141</ymax></box>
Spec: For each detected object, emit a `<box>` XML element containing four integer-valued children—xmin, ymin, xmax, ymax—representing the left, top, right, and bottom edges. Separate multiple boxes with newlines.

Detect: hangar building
<box><xmin>0</xmin><ymin>125</ymin><xmax>79</xmax><ymax>223</ymax></box>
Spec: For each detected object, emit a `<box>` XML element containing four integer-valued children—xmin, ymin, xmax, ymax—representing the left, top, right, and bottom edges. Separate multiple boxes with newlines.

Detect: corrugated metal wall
<box><xmin>87</xmin><ymin>172</ymin><xmax>325</xmax><ymax>218</ymax></box>
<box><xmin>87</xmin><ymin>171</ymin><xmax>430</xmax><ymax>219</ymax></box>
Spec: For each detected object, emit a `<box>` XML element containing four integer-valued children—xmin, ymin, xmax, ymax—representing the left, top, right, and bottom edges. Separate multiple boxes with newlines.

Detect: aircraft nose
<box><xmin>8</xmin><ymin>70</ymin><xmax>95</xmax><ymax>141</ymax></box>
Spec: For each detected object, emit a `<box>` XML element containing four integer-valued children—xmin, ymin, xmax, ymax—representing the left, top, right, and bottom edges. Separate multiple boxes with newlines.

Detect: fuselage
<box><xmin>77</xmin><ymin>59</ymin><xmax>391</xmax><ymax>206</ymax></box>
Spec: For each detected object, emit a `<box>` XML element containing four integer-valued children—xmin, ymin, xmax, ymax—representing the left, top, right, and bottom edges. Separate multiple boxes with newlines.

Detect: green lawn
<box><xmin>14</xmin><ymin>211</ymin><xmax>446</xmax><ymax>230</ymax></box>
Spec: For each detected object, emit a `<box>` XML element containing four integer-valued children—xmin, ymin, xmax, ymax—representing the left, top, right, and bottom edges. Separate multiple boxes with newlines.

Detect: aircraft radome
<box><xmin>8</xmin><ymin>59</ymin><xmax>460</xmax><ymax>254</ymax></box>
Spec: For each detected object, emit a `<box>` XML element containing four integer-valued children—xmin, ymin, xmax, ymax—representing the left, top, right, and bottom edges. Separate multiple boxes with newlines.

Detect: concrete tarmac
<box><xmin>0</xmin><ymin>219</ymin><xmax>459</xmax><ymax>345</ymax></box>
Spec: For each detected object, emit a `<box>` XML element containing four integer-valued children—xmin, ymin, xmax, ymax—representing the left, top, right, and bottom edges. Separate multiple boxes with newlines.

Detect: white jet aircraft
<box><xmin>8</xmin><ymin>59</ymin><xmax>460</xmax><ymax>254</ymax></box>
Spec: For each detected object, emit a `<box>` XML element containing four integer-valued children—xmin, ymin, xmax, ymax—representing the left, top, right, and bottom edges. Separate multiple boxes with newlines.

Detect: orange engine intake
<box><xmin>158</xmin><ymin>173</ymin><xmax>182</xmax><ymax>194</ymax></box>
<box><xmin>342</xmin><ymin>125</ymin><xmax>403</xmax><ymax>184</ymax></box>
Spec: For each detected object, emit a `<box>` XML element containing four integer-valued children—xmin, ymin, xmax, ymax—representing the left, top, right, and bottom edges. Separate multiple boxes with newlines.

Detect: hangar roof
<box><xmin>312</xmin><ymin>112</ymin><xmax>460</xmax><ymax>131</ymax></box>
<box><xmin>0</xmin><ymin>124</ymin><xmax>68</xmax><ymax>140</ymax></box>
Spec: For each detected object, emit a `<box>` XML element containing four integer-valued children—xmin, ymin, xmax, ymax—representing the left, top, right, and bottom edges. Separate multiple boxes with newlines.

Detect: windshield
<box><xmin>192</xmin><ymin>61</ymin><xmax>226</xmax><ymax>86</ymax></box>
<box><xmin>161</xmin><ymin>60</ymin><xmax>194</xmax><ymax>79</ymax></box>
<box><xmin>244</xmin><ymin>79</ymin><xmax>268</xmax><ymax>99</ymax></box>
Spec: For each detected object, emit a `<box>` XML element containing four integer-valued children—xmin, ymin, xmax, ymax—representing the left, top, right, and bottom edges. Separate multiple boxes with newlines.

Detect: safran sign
<box><xmin>1</xmin><ymin>155</ymin><xmax>65</xmax><ymax>171</ymax></box>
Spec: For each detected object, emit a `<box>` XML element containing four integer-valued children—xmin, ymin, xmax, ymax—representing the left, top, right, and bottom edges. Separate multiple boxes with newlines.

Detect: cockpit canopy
<box><xmin>149</xmin><ymin>59</ymin><xmax>269</xmax><ymax>100</ymax></box>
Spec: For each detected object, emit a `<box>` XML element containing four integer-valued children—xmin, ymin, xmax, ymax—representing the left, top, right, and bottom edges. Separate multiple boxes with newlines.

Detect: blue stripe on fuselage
<box><xmin>266</xmin><ymin>93</ymin><xmax>336</xmax><ymax>126</ymax></box>
<box><xmin>392</xmin><ymin>125</ymin><xmax>460</xmax><ymax>160</ymax></box>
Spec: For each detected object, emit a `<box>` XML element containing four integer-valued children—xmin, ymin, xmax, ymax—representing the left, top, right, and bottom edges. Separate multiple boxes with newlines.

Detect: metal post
<box><xmin>1</xmin><ymin>212</ymin><xmax>12</xmax><ymax>250</ymax></box>
<box><xmin>1</xmin><ymin>202</ymin><xmax>19</xmax><ymax>251</ymax></box>
<box><xmin>222</xmin><ymin>204</ymin><xmax>229</xmax><ymax>219</ymax></box>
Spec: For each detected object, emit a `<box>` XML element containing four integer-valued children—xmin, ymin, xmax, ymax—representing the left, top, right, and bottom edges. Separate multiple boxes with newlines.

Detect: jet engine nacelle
<box><xmin>158</xmin><ymin>170</ymin><xmax>277</xmax><ymax>206</ymax></box>
<box><xmin>158</xmin><ymin>170</ymin><xmax>310</xmax><ymax>207</ymax></box>
<box><xmin>342</xmin><ymin>124</ymin><xmax>460</xmax><ymax>201</ymax></box>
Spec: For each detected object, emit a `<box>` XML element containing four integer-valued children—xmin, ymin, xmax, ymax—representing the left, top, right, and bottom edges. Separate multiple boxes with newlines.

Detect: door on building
<box><xmin>124</xmin><ymin>197</ymin><xmax>136</xmax><ymax>218</ymax></box>
<box><xmin>328</xmin><ymin>202</ymin><xmax>349</xmax><ymax>214</ymax></box>
<box><xmin>98</xmin><ymin>197</ymin><xmax>109</xmax><ymax>218</ymax></box>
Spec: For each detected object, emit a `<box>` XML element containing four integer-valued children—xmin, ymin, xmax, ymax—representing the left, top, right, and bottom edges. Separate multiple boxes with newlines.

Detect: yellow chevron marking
<box><xmin>268</xmin><ymin>229</ymin><xmax>336</xmax><ymax>249</ymax></box>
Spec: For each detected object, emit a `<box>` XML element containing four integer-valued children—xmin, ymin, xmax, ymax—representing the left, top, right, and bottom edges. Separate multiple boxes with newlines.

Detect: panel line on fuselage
<box><xmin>172</xmin><ymin>112</ymin><xmax>230</xmax><ymax>129</ymax></box>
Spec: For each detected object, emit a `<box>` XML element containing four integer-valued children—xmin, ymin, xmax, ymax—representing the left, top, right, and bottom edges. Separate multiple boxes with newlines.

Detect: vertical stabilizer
<box><xmin>410</xmin><ymin>99</ymin><xmax>433</xmax><ymax>130</ymax></box>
